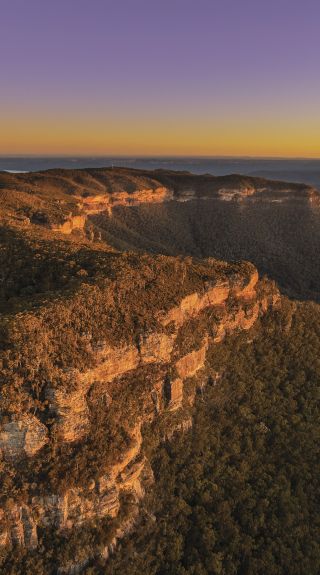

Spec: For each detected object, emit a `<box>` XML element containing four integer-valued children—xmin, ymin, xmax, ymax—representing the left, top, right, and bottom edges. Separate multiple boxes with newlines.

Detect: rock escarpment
<box><xmin>0</xmin><ymin>252</ymin><xmax>280</xmax><ymax>572</ymax></box>
<box><xmin>0</xmin><ymin>167</ymin><xmax>292</xmax><ymax>573</ymax></box>
<box><xmin>1</xmin><ymin>166</ymin><xmax>318</xmax><ymax>237</ymax></box>
<box><xmin>1</xmin><ymin>165</ymin><xmax>318</xmax><ymax>574</ymax></box>
<box><xmin>0</xmin><ymin>415</ymin><xmax>49</xmax><ymax>459</ymax></box>
<box><xmin>2</xmin><ymin>165</ymin><xmax>320</xmax><ymax>304</ymax></box>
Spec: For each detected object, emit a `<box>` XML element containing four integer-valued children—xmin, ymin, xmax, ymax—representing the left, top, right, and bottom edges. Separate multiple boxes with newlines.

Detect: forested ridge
<box><xmin>1</xmin><ymin>167</ymin><xmax>320</xmax><ymax>575</ymax></box>
<box><xmin>95</xmin><ymin>302</ymin><xmax>320</xmax><ymax>575</ymax></box>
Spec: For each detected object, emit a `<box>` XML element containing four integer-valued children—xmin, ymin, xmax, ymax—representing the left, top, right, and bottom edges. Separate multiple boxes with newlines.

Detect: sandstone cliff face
<box><xmin>165</xmin><ymin>378</ymin><xmax>184</xmax><ymax>411</ymax></box>
<box><xmin>46</xmin><ymin>385</ymin><xmax>90</xmax><ymax>443</ymax></box>
<box><xmin>218</xmin><ymin>187</ymin><xmax>256</xmax><ymax>201</ymax></box>
<box><xmin>46</xmin><ymin>333</ymin><xmax>175</xmax><ymax>443</ymax></box>
<box><xmin>27</xmin><ymin>270</ymin><xmax>260</xmax><ymax>446</ymax></box>
<box><xmin>160</xmin><ymin>270</ymin><xmax>259</xmax><ymax>329</ymax></box>
<box><xmin>175</xmin><ymin>339</ymin><xmax>208</xmax><ymax>380</ymax></box>
<box><xmin>0</xmin><ymin>423</ymin><xmax>147</xmax><ymax>553</ymax></box>
<box><xmin>51</xmin><ymin>215</ymin><xmax>86</xmax><ymax>235</ymax></box>
<box><xmin>0</xmin><ymin>415</ymin><xmax>48</xmax><ymax>459</ymax></box>
<box><xmin>232</xmin><ymin>269</ymin><xmax>259</xmax><ymax>299</ymax></box>
<box><xmin>161</xmin><ymin>283</ymin><xmax>230</xmax><ymax>327</ymax></box>
<box><xmin>78</xmin><ymin>186</ymin><xmax>173</xmax><ymax>216</ymax></box>
<box><xmin>0</xmin><ymin>264</ymin><xmax>280</xmax><ymax>571</ymax></box>
<box><xmin>41</xmin><ymin>187</ymin><xmax>173</xmax><ymax>235</ymax></box>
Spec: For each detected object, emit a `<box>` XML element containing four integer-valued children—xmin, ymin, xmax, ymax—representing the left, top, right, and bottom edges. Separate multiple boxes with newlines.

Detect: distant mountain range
<box><xmin>1</xmin><ymin>156</ymin><xmax>320</xmax><ymax>187</ymax></box>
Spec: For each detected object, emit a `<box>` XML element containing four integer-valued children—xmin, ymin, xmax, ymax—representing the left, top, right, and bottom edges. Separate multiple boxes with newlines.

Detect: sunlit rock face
<box><xmin>165</xmin><ymin>378</ymin><xmax>184</xmax><ymax>411</ymax></box>
<box><xmin>0</xmin><ymin>415</ymin><xmax>48</xmax><ymax>459</ymax></box>
<box><xmin>0</xmin><ymin>257</ymin><xmax>280</xmax><ymax>571</ymax></box>
<box><xmin>176</xmin><ymin>340</ymin><xmax>208</xmax><ymax>380</ymax></box>
<box><xmin>51</xmin><ymin>215</ymin><xmax>86</xmax><ymax>235</ymax></box>
<box><xmin>0</xmin><ymin>170</ymin><xmax>284</xmax><ymax>572</ymax></box>
<box><xmin>161</xmin><ymin>283</ymin><xmax>230</xmax><ymax>327</ymax></box>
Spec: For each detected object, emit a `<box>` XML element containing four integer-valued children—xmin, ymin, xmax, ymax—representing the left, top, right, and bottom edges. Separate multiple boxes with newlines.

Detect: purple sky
<box><xmin>1</xmin><ymin>0</ymin><xmax>320</xmax><ymax>155</ymax></box>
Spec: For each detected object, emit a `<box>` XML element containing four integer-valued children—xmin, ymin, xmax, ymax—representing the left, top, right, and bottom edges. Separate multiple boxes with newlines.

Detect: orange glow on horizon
<box><xmin>1</xmin><ymin>114</ymin><xmax>320</xmax><ymax>158</ymax></box>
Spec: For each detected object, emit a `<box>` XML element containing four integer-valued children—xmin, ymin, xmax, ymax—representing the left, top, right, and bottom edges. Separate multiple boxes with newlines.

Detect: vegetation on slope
<box><xmin>0</xmin><ymin>225</ymin><xmax>252</xmax><ymax>498</ymax></box>
<box><xmin>4</xmin><ymin>300</ymin><xmax>320</xmax><ymax>575</ymax></box>
<box><xmin>1</xmin><ymin>166</ymin><xmax>319</xmax><ymax>302</ymax></box>
<box><xmin>1</xmin><ymin>167</ymin><xmax>320</xmax><ymax>574</ymax></box>
<box><xmin>95</xmin><ymin>200</ymin><xmax>320</xmax><ymax>302</ymax></box>
<box><xmin>92</xmin><ymin>301</ymin><xmax>320</xmax><ymax>575</ymax></box>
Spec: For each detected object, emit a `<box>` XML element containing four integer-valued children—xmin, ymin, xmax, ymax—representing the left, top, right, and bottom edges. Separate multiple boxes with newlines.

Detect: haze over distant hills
<box><xmin>1</xmin><ymin>156</ymin><xmax>320</xmax><ymax>188</ymax></box>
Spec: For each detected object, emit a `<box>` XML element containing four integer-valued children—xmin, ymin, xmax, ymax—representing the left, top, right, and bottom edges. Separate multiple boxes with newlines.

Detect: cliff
<box><xmin>1</xmin><ymin>165</ymin><xmax>308</xmax><ymax>573</ymax></box>
<box><xmin>0</xmin><ymin>239</ymin><xmax>280</xmax><ymax>572</ymax></box>
<box><xmin>1</xmin><ymin>166</ymin><xmax>319</xmax><ymax>304</ymax></box>
<box><xmin>1</xmin><ymin>167</ymin><xmax>318</xmax><ymax>236</ymax></box>
<box><xmin>1</xmin><ymin>166</ymin><xmax>319</xmax><ymax>574</ymax></box>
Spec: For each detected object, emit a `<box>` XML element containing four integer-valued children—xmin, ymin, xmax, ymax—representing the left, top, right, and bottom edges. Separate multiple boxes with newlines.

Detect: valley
<box><xmin>0</xmin><ymin>167</ymin><xmax>320</xmax><ymax>574</ymax></box>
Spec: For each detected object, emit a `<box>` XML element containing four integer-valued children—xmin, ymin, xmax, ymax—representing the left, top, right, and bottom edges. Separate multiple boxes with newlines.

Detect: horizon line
<box><xmin>1</xmin><ymin>154</ymin><xmax>320</xmax><ymax>161</ymax></box>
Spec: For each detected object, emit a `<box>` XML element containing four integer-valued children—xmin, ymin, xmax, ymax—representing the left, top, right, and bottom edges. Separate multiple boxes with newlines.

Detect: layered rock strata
<box><xmin>0</xmin><ymin>266</ymin><xmax>280</xmax><ymax>567</ymax></box>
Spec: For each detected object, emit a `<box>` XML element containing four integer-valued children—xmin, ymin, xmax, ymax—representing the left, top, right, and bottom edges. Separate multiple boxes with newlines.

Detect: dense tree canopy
<box><xmin>94</xmin><ymin>302</ymin><xmax>320</xmax><ymax>575</ymax></box>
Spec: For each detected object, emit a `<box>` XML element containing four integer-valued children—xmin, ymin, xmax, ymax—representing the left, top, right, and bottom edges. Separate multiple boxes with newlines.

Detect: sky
<box><xmin>1</xmin><ymin>0</ymin><xmax>320</xmax><ymax>157</ymax></box>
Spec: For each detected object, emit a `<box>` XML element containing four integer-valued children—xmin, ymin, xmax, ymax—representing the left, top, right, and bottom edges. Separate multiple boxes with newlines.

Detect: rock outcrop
<box><xmin>176</xmin><ymin>339</ymin><xmax>208</xmax><ymax>380</ymax></box>
<box><xmin>78</xmin><ymin>186</ymin><xmax>173</xmax><ymax>216</ymax></box>
<box><xmin>0</xmin><ymin>415</ymin><xmax>48</xmax><ymax>459</ymax></box>
<box><xmin>161</xmin><ymin>282</ymin><xmax>230</xmax><ymax>327</ymax></box>
<box><xmin>0</xmin><ymin>423</ymin><xmax>146</xmax><ymax>553</ymax></box>
<box><xmin>0</xmin><ymin>215</ymin><xmax>282</xmax><ymax>575</ymax></box>
<box><xmin>0</xmin><ymin>262</ymin><xmax>280</xmax><ymax>571</ymax></box>
<box><xmin>32</xmin><ymin>269</ymin><xmax>261</xmax><ymax>446</ymax></box>
<box><xmin>45</xmin><ymin>333</ymin><xmax>175</xmax><ymax>443</ymax></box>
<box><xmin>46</xmin><ymin>385</ymin><xmax>90</xmax><ymax>443</ymax></box>
<box><xmin>165</xmin><ymin>378</ymin><xmax>184</xmax><ymax>411</ymax></box>
<box><xmin>51</xmin><ymin>215</ymin><xmax>86</xmax><ymax>235</ymax></box>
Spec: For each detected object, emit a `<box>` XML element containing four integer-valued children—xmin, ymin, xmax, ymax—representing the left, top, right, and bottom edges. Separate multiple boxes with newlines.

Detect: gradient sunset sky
<box><xmin>1</xmin><ymin>0</ymin><xmax>320</xmax><ymax>157</ymax></box>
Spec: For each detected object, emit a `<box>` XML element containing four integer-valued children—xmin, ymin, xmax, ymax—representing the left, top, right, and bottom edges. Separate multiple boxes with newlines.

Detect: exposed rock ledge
<box><xmin>43</xmin><ymin>269</ymin><xmax>260</xmax><ymax>445</ymax></box>
<box><xmin>49</xmin><ymin>187</ymin><xmax>173</xmax><ymax>234</ymax></box>
<box><xmin>77</xmin><ymin>186</ymin><xmax>173</xmax><ymax>216</ymax></box>
<box><xmin>0</xmin><ymin>272</ymin><xmax>277</xmax><ymax>460</ymax></box>
<box><xmin>51</xmin><ymin>215</ymin><xmax>86</xmax><ymax>235</ymax></box>
<box><xmin>176</xmin><ymin>338</ymin><xmax>208</xmax><ymax>380</ymax></box>
<box><xmin>0</xmin><ymin>424</ymin><xmax>147</xmax><ymax>551</ymax></box>
<box><xmin>0</xmin><ymin>269</ymin><xmax>280</xmax><ymax>568</ymax></box>
<box><xmin>0</xmin><ymin>415</ymin><xmax>48</xmax><ymax>459</ymax></box>
<box><xmin>46</xmin><ymin>332</ymin><xmax>175</xmax><ymax>443</ymax></box>
<box><xmin>160</xmin><ymin>270</ymin><xmax>259</xmax><ymax>328</ymax></box>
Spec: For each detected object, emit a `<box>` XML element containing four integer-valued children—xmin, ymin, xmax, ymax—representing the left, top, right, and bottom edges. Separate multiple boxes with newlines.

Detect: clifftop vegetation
<box><xmin>1</xmin><ymin>166</ymin><xmax>319</xmax><ymax>302</ymax></box>
<box><xmin>0</xmin><ymin>167</ymin><xmax>319</xmax><ymax>574</ymax></box>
